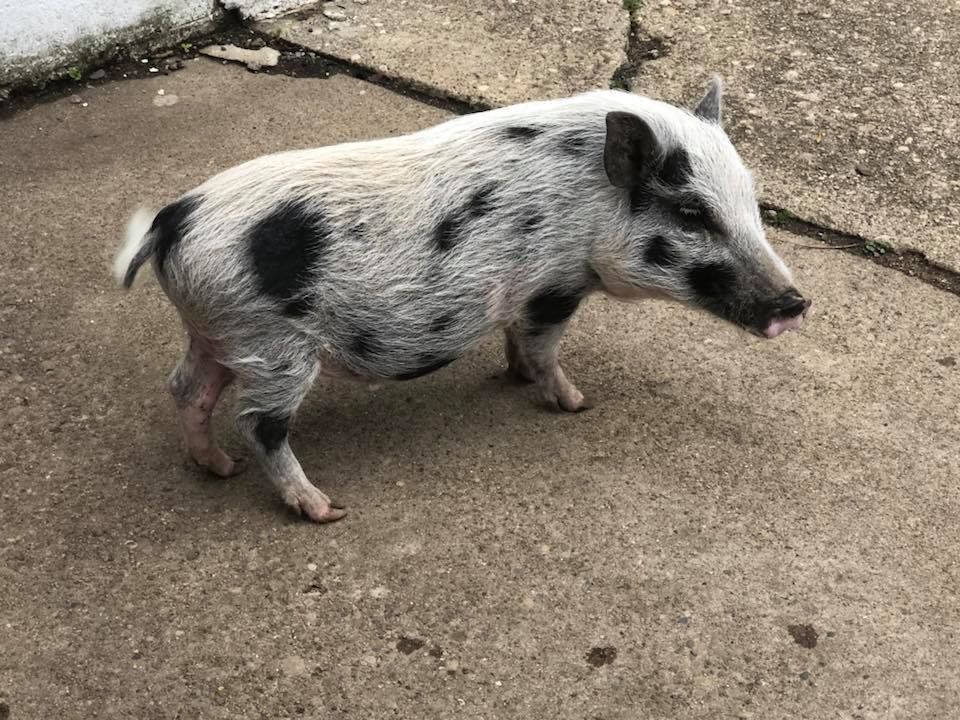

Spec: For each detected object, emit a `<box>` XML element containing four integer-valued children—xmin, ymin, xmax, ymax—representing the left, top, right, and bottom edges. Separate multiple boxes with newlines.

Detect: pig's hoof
<box><xmin>219</xmin><ymin>457</ymin><xmax>247</xmax><ymax>477</ymax></box>
<box><xmin>541</xmin><ymin>386</ymin><xmax>591</xmax><ymax>413</ymax></box>
<box><xmin>563</xmin><ymin>396</ymin><xmax>593</xmax><ymax>413</ymax></box>
<box><xmin>198</xmin><ymin>453</ymin><xmax>246</xmax><ymax>478</ymax></box>
<box><xmin>286</xmin><ymin>485</ymin><xmax>348</xmax><ymax>524</ymax></box>
<box><xmin>551</xmin><ymin>397</ymin><xmax>592</xmax><ymax>413</ymax></box>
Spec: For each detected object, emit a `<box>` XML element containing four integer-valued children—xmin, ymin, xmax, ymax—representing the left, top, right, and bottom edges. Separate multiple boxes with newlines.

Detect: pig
<box><xmin>113</xmin><ymin>77</ymin><xmax>810</xmax><ymax>523</ymax></box>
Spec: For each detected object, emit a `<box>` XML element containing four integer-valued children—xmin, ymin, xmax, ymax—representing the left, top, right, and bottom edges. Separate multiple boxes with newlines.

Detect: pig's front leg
<box><xmin>506</xmin><ymin>322</ymin><xmax>590</xmax><ymax>413</ymax></box>
<box><xmin>504</xmin><ymin>326</ymin><xmax>536</xmax><ymax>384</ymax></box>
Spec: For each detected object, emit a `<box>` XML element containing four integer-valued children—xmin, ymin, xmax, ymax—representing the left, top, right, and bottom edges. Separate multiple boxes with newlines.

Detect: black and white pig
<box><xmin>114</xmin><ymin>78</ymin><xmax>810</xmax><ymax>523</ymax></box>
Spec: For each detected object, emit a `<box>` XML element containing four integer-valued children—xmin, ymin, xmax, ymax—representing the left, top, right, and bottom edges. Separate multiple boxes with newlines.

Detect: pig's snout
<box><xmin>761</xmin><ymin>291</ymin><xmax>812</xmax><ymax>339</ymax></box>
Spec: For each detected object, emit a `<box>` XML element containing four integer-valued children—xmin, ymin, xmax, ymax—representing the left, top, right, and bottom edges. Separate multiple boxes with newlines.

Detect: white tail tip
<box><xmin>113</xmin><ymin>207</ymin><xmax>157</xmax><ymax>286</ymax></box>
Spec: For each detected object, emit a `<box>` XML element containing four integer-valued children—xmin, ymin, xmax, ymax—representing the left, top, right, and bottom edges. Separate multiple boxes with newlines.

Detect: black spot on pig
<box><xmin>521</xmin><ymin>213</ymin><xmax>545</xmax><ymax>233</ymax></box>
<box><xmin>434</xmin><ymin>216</ymin><xmax>461</xmax><ymax>252</ymax></box>
<box><xmin>351</xmin><ymin>332</ymin><xmax>383</xmax><ymax>359</ymax></box>
<box><xmin>787</xmin><ymin>624</ymin><xmax>818</xmax><ymax>649</ymax></box>
<box><xmin>559</xmin><ymin>133</ymin><xmax>589</xmax><ymax>155</ymax></box>
<box><xmin>153</xmin><ymin>195</ymin><xmax>202</xmax><ymax>274</ymax></box>
<box><xmin>644</xmin><ymin>236</ymin><xmax>679</xmax><ymax>267</ymax></box>
<box><xmin>434</xmin><ymin>186</ymin><xmax>497</xmax><ymax>252</ymax></box>
<box><xmin>688</xmin><ymin>263</ymin><xmax>736</xmax><ymax>301</ymax></box>
<box><xmin>395</xmin><ymin>355</ymin><xmax>455</xmax><ymax>380</ymax></box>
<box><xmin>505</xmin><ymin>126</ymin><xmax>542</xmax><ymax>140</ymax></box>
<box><xmin>658</xmin><ymin>147</ymin><xmax>692</xmax><ymax>188</ymax></box>
<box><xmin>249</xmin><ymin>199</ymin><xmax>331</xmax><ymax>316</ymax></box>
<box><xmin>255</xmin><ymin>414</ymin><xmax>290</xmax><ymax>452</ymax></box>
<box><xmin>430</xmin><ymin>312</ymin><xmax>457</xmax><ymax>333</ymax></box>
<box><xmin>629</xmin><ymin>187</ymin><xmax>654</xmax><ymax>215</ymax></box>
<box><xmin>283</xmin><ymin>296</ymin><xmax>316</xmax><ymax>317</ymax></box>
<box><xmin>467</xmin><ymin>185</ymin><xmax>496</xmax><ymax>218</ymax></box>
<box><xmin>585</xmin><ymin>646</ymin><xmax>617</xmax><ymax>667</ymax></box>
<box><xmin>527</xmin><ymin>286</ymin><xmax>584</xmax><ymax>330</ymax></box>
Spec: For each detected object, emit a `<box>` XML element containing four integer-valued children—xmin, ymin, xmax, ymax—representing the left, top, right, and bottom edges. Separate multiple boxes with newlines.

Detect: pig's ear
<box><xmin>604</xmin><ymin>111</ymin><xmax>661</xmax><ymax>189</ymax></box>
<box><xmin>693</xmin><ymin>75</ymin><xmax>723</xmax><ymax>124</ymax></box>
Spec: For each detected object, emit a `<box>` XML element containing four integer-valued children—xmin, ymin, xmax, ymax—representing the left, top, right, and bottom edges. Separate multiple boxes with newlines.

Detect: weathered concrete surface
<box><xmin>631</xmin><ymin>0</ymin><xmax>960</xmax><ymax>271</ymax></box>
<box><xmin>257</xmin><ymin>0</ymin><xmax>629</xmax><ymax>106</ymax></box>
<box><xmin>0</xmin><ymin>0</ymin><xmax>216</xmax><ymax>87</ymax></box>
<box><xmin>2</xmin><ymin>60</ymin><xmax>960</xmax><ymax>720</ymax></box>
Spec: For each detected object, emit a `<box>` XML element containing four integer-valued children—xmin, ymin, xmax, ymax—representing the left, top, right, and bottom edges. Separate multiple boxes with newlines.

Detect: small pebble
<box><xmin>89</xmin><ymin>69</ymin><xmax>106</xmax><ymax>80</ymax></box>
<box><xmin>280</xmin><ymin>655</ymin><xmax>308</xmax><ymax>676</ymax></box>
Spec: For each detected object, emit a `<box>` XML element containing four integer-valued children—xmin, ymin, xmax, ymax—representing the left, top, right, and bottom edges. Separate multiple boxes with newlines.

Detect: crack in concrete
<box><xmin>610</xmin><ymin>2</ymin><xmax>669</xmax><ymax>91</ymax></box>
<box><xmin>3</xmin><ymin>5</ymin><xmax>958</xmax><ymax>300</ymax></box>
<box><xmin>760</xmin><ymin>203</ymin><xmax>960</xmax><ymax>298</ymax></box>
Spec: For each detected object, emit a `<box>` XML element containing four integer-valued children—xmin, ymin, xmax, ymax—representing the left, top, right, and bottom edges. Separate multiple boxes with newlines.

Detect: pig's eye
<box><xmin>677</xmin><ymin>204</ymin><xmax>721</xmax><ymax>234</ymax></box>
<box><xmin>678</xmin><ymin>205</ymin><xmax>709</xmax><ymax>229</ymax></box>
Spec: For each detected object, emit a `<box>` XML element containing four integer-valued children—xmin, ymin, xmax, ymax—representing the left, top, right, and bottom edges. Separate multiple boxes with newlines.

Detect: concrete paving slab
<box><xmin>257</xmin><ymin>0</ymin><xmax>629</xmax><ymax>106</ymax></box>
<box><xmin>630</xmin><ymin>0</ymin><xmax>960</xmax><ymax>271</ymax></box>
<box><xmin>2</xmin><ymin>59</ymin><xmax>960</xmax><ymax>720</ymax></box>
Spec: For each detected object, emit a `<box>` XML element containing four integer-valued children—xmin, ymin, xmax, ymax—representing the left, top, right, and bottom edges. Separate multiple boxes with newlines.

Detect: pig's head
<box><xmin>596</xmin><ymin>77</ymin><xmax>810</xmax><ymax>338</ymax></box>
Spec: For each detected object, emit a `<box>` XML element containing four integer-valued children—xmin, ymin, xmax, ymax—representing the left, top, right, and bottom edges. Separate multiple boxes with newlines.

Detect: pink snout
<box><xmin>763</xmin><ymin>298</ymin><xmax>812</xmax><ymax>339</ymax></box>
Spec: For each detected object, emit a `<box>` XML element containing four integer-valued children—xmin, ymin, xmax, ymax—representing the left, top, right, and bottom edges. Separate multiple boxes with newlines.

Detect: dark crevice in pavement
<box><xmin>267</xmin><ymin>34</ymin><xmax>491</xmax><ymax>115</ymax></box>
<box><xmin>610</xmin><ymin>1</ymin><xmax>669</xmax><ymax>91</ymax></box>
<box><xmin>760</xmin><ymin>203</ymin><xmax>960</xmax><ymax>298</ymax></box>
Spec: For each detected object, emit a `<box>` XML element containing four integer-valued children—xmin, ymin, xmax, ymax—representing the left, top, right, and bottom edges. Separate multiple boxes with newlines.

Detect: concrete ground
<box><xmin>1</xmin><ymin>23</ymin><xmax>959</xmax><ymax>720</ymax></box>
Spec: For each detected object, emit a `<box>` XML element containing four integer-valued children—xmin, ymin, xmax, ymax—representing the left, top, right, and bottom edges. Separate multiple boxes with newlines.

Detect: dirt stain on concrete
<box><xmin>586</xmin><ymin>646</ymin><xmax>618</xmax><ymax>667</ymax></box>
<box><xmin>788</xmin><ymin>624</ymin><xmax>819</xmax><ymax>649</ymax></box>
<box><xmin>396</xmin><ymin>636</ymin><xmax>426</xmax><ymax>655</ymax></box>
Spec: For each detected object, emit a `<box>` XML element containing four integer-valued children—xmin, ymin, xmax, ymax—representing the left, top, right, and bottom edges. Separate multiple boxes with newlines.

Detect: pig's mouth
<box><xmin>759</xmin><ymin>298</ymin><xmax>812</xmax><ymax>339</ymax></box>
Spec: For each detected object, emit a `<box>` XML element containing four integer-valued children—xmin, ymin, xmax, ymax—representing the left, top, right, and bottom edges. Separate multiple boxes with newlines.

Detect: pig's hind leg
<box><xmin>233</xmin><ymin>358</ymin><xmax>346</xmax><ymax>524</ymax></box>
<box><xmin>168</xmin><ymin>337</ymin><xmax>241</xmax><ymax>477</ymax></box>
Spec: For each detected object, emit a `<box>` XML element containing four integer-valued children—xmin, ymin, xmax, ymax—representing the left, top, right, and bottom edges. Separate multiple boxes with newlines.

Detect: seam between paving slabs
<box><xmin>611</xmin><ymin>0</ymin><xmax>669</xmax><ymax>91</ymax></box>
<box><xmin>2</xmin><ymin>9</ymin><xmax>958</xmax><ymax>300</ymax></box>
